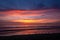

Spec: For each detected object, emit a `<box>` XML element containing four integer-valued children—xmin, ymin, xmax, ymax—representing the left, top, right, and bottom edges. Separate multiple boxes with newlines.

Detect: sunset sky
<box><xmin>0</xmin><ymin>0</ymin><xmax>60</xmax><ymax>36</ymax></box>
<box><xmin>0</xmin><ymin>0</ymin><xmax>60</xmax><ymax>24</ymax></box>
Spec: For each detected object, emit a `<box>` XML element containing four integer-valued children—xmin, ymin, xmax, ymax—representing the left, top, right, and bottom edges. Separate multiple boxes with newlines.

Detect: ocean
<box><xmin>0</xmin><ymin>24</ymin><xmax>60</xmax><ymax>36</ymax></box>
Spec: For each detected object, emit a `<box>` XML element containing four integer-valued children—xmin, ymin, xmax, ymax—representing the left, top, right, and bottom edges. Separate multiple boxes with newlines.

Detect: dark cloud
<box><xmin>35</xmin><ymin>0</ymin><xmax>60</xmax><ymax>10</ymax></box>
<box><xmin>0</xmin><ymin>0</ymin><xmax>60</xmax><ymax>10</ymax></box>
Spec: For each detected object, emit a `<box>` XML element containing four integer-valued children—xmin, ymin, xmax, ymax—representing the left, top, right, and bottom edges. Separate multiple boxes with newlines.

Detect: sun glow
<box><xmin>11</xmin><ymin>19</ymin><xmax>59</xmax><ymax>23</ymax></box>
<box><xmin>20</xmin><ymin>20</ymin><xmax>34</xmax><ymax>23</ymax></box>
<box><xmin>12</xmin><ymin>19</ymin><xmax>38</xmax><ymax>23</ymax></box>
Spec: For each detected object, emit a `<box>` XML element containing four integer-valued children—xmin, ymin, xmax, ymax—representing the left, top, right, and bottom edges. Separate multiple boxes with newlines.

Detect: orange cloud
<box><xmin>0</xmin><ymin>10</ymin><xmax>46</xmax><ymax>20</ymax></box>
<box><xmin>0</xmin><ymin>9</ymin><xmax>60</xmax><ymax>24</ymax></box>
